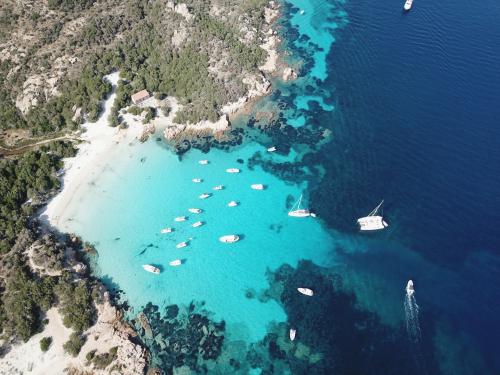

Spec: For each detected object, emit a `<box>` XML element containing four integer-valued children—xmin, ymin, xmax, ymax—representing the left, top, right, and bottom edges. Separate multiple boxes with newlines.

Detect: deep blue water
<box><xmin>279</xmin><ymin>0</ymin><xmax>500</xmax><ymax>371</ymax></box>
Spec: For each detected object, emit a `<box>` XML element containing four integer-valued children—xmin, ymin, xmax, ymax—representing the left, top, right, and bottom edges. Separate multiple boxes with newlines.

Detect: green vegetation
<box><xmin>87</xmin><ymin>346</ymin><xmax>119</xmax><ymax>369</ymax></box>
<box><xmin>63</xmin><ymin>332</ymin><xmax>86</xmax><ymax>357</ymax></box>
<box><xmin>47</xmin><ymin>0</ymin><xmax>96</xmax><ymax>12</ymax></box>
<box><xmin>56</xmin><ymin>272</ymin><xmax>96</xmax><ymax>332</ymax></box>
<box><xmin>40</xmin><ymin>336</ymin><xmax>53</xmax><ymax>352</ymax></box>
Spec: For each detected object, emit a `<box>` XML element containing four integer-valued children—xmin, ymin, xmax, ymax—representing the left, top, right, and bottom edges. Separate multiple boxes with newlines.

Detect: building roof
<box><xmin>131</xmin><ymin>89</ymin><xmax>150</xmax><ymax>103</ymax></box>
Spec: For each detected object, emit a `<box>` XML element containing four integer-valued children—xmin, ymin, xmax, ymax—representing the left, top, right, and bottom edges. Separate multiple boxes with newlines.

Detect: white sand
<box><xmin>41</xmin><ymin>72</ymin><xmax>143</xmax><ymax>229</ymax></box>
<box><xmin>0</xmin><ymin>308</ymin><xmax>72</xmax><ymax>375</ymax></box>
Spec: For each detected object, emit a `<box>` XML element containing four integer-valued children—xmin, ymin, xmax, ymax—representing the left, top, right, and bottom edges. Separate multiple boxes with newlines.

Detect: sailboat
<box><xmin>288</xmin><ymin>194</ymin><xmax>310</xmax><ymax>218</ymax></box>
<box><xmin>142</xmin><ymin>265</ymin><xmax>160</xmax><ymax>274</ymax></box>
<box><xmin>357</xmin><ymin>200</ymin><xmax>389</xmax><ymax>231</ymax></box>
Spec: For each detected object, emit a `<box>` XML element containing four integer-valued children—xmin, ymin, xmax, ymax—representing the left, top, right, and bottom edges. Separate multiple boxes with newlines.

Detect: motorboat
<box><xmin>251</xmin><ymin>184</ymin><xmax>265</xmax><ymax>190</ymax></box>
<box><xmin>406</xmin><ymin>280</ymin><xmax>414</xmax><ymax>297</ymax></box>
<box><xmin>297</xmin><ymin>287</ymin><xmax>314</xmax><ymax>296</ymax></box>
<box><xmin>176</xmin><ymin>241</ymin><xmax>188</xmax><ymax>249</ymax></box>
<box><xmin>199</xmin><ymin>193</ymin><xmax>211</xmax><ymax>199</ymax></box>
<box><xmin>288</xmin><ymin>194</ymin><xmax>310</xmax><ymax>218</ymax></box>
<box><xmin>219</xmin><ymin>235</ymin><xmax>240</xmax><ymax>243</ymax></box>
<box><xmin>169</xmin><ymin>259</ymin><xmax>182</xmax><ymax>266</ymax></box>
<box><xmin>267</xmin><ymin>146</ymin><xmax>277</xmax><ymax>152</ymax></box>
<box><xmin>213</xmin><ymin>185</ymin><xmax>224</xmax><ymax>191</ymax></box>
<box><xmin>357</xmin><ymin>200</ymin><xmax>388</xmax><ymax>231</ymax></box>
<box><xmin>160</xmin><ymin>227</ymin><xmax>173</xmax><ymax>234</ymax></box>
<box><xmin>199</xmin><ymin>160</ymin><xmax>209</xmax><ymax>165</ymax></box>
<box><xmin>174</xmin><ymin>216</ymin><xmax>187</xmax><ymax>222</ymax></box>
<box><xmin>310</xmin><ymin>212</ymin><xmax>317</xmax><ymax>218</ymax></box>
<box><xmin>404</xmin><ymin>0</ymin><xmax>413</xmax><ymax>11</ymax></box>
<box><xmin>289</xmin><ymin>328</ymin><xmax>297</xmax><ymax>341</ymax></box>
<box><xmin>142</xmin><ymin>264</ymin><xmax>160</xmax><ymax>274</ymax></box>
<box><xmin>299</xmin><ymin>9</ymin><xmax>305</xmax><ymax>15</ymax></box>
<box><xmin>226</xmin><ymin>168</ymin><xmax>240</xmax><ymax>173</ymax></box>
<box><xmin>192</xmin><ymin>178</ymin><xmax>202</xmax><ymax>183</ymax></box>
<box><xmin>188</xmin><ymin>208</ymin><xmax>202</xmax><ymax>214</ymax></box>
<box><xmin>227</xmin><ymin>201</ymin><xmax>238</xmax><ymax>207</ymax></box>
<box><xmin>192</xmin><ymin>221</ymin><xmax>204</xmax><ymax>228</ymax></box>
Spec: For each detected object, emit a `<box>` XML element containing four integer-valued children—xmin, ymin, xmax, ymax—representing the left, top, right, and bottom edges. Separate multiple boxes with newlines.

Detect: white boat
<box><xmin>299</xmin><ymin>9</ymin><xmax>305</xmax><ymax>15</ymax></box>
<box><xmin>357</xmin><ymin>200</ymin><xmax>389</xmax><ymax>231</ymax></box>
<box><xmin>251</xmin><ymin>184</ymin><xmax>265</xmax><ymax>190</ymax></box>
<box><xmin>226</xmin><ymin>168</ymin><xmax>240</xmax><ymax>173</ymax></box>
<box><xmin>188</xmin><ymin>208</ymin><xmax>202</xmax><ymax>214</ymax></box>
<box><xmin>213</xmin><ymin>185</ymin><xmax>224</xmax><ymax>191</ymax></box>
<box><xmin>403</xmin><ymin>0</ymin><xmax>413</xmax><ymax>11</ymax></box>
<box><xmin>289</xmin><ymin>328</ymin><xmax>297</xmax><ymax>341</ymax></box>
<box><xmin>192</xmin><ymin>221</ymin><xmax>204</xmax><ymax>228</ymax></box>
<box><xmin>192</xmin><ymin>178</ymin><xmax>202</xmax><ymax>183</ymax></box>
<box><xmin>267</xmin><ymin>146</ymin><xmax>277</xmax><ymax>152</ymax></box>
<box><xmin>227</xmin><ymin>201</ymin><xmax>238</xmax><ymax>207</ymax></box>
<box><xmin>406</xmin><ymin>280</ymin><xmax>414</xmax><ymax>297</ymax></box>
<box><xmin>219</xmin><ymin>235</ymin><xmax>240</xmax><ymax>243</ymax></box>
<box><xmin>160</xmin><ymin>227</ymin><xmax>173</xmax><ymax>234</ymax></box>
<box><xmin>176</xmin><ymin>241</ymin><xmax>188</xmax><ymax>249</ymax></box>
<box><xmin>174</xmin><ymin>216</ymin><xmax>187</xmax><ymax>222</ymax></box>
<box><xmin>297</xmin><ymin>287</ymin><xmax>314</xmax><ymax>296</ymax></box>
<box><xmin>199</xmin><ymin>160</ymin><xmax>209</xmax><ymax>165</ymax></box>
<box><xmin>169</xmin><ymin>259</ymin><xmax>182</xmax><ymax>266</ymax></box>
<box><xmin>142</xmin><ymin>264</ymin><xmax>160</xmax><ymax>274</ymax></box>
<box><xmin>199</xmin><ymin>193</ymin><xmax>211</xmax><ymax>199</ymax></box>
<box><xmin>288</xmin><ymin>194</ymin><xmax>310</xmax><ymax>218</ymax></box>
<box><xmin>310</xmin><ymin>212</ymin><xmax>317</xmax><ymax>218</ymax></box>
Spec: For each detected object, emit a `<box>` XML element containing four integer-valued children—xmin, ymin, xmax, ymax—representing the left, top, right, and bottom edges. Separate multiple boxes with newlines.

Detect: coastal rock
<box><xmin>282</xmin><ymin>67</ymin><xmax>298</xmax><ymax>81</ymax></box>
<box><xmin>72</xmin><ymin>262</ymin><xmax>87</xmax><ymax>274</ymax></box>
<box><xmin>243</xmin><ymin>74</ymin><xmax>271</xmax><ymax>98</ymax></box>
<box><xmin>167</xmin><ymin>2</ymin><xmax>194</xmax><ymax>21</ymax></box>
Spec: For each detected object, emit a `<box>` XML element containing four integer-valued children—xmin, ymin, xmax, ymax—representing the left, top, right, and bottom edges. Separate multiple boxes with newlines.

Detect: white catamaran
<box><xmin>357</xmin><ymin>200</ymin><xmax>389</xmax><ymax>231</ymax></box>
<box><xmin>288</xmin><ymin>194</ymin><xmax>310</xmax><ymax>218</ymax></box>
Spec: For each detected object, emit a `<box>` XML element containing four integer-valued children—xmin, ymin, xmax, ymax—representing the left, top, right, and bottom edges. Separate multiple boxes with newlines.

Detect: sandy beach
<box><xmin>41</xmin><ymin>72</ymin><xmax>143</xmax><ymax>229</ymax></box>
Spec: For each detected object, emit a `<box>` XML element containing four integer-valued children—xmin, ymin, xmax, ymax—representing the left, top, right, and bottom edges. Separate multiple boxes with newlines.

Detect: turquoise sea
<box><xmin>55</xmin><ymin>0</ymin><xmax>500</xmax><ymax>372</ymax></box>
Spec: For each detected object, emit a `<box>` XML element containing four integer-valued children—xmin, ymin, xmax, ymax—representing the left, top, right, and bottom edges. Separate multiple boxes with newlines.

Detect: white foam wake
<box><xmin>404</xmin><ymin>287</ymin><xmax>422</xmax><ymax>344</ymax></box>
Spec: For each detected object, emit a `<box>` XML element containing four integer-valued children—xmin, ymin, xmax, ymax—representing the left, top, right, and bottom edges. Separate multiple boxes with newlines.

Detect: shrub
<box><xmin>40</xmin><ymin>336</ymin><xmax>52</xmax><ymax>352</ymax></box>
<box><xmin>63</xmin><ymin>332</ymin><xmax>86</xmax><ymax>357</ymax></box>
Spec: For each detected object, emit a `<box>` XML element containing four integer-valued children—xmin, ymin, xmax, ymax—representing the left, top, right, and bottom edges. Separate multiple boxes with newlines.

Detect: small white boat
<box><xmin>199</xmin><ymin>193</ymin><xmax>211</xmax><ymax>199</ymax></box>
<box><xmin>299</xmin><ymin>9</ymin><xmax>305</xmax><ymax>15</ymax></box>
<box><xmin>176</xmin><ymin>241</ymin><xmax>188</xmax><ymax>249</ymax></box>
<box><xmin>199</xmin><ymin>160</ymin><xmax>209</xmax><ymax>165</ymax></box>
<box><xmin>174</xmin><ymin>216</ymin><xmax>187</xmax><ymax>222</ymax></box>
<box><xmin>267</xmin><ymin>146</ymin><xmax>277</xmax><ymax>152</ymax></box>
<box><xmin>297</xmin><ymin>287</ymin><xmax>314</xmax><ymax>296</ymax></box>
<box><xmin>192</xmin><ymin>221</ymin><xmax>204</xmax><ymax>228</ymax></box>
<box><xmin>357</xmin><ymin>200</ymin><xmax>388</xmax><ymax>231</ymax></box>
<box><xmin>403</xmin><ymin>0</ymin><xmax>413</xmax><ymax>11</ymax></box>
<box><xmin>226</xmin><ymin>168</ymin><xmax>240</xmax><ymax>173</ymax></box>
<box><xmin>192</xmin><ymin>178</ymin><xmax>202</xmax><ymax>183</ymax></box>
<box><xmin>169</xmin><ymin>259</ymin><xmax>182</xmax><ymax>266</ymax></box>
<box><xmin>288</xmin><ymin>194</ymin><xmax>310</xmax><ymax>218</ymax></box>
<box><xmin>251</xmin><ymin>184</ymin><xmax>265</xmax><ymax>190</ymax></box>
<box><xmin>142</xmin><ymin>264</ymin><xmax>160</xmax><ymax>274</ymax></box>
<box><xmin>213</xmin><ymin>185</ymin><xmax>224</xmax><ymax>191</ymax></box>
<box><xmin>227</xmin><ymin>201</ymin><xmax>238</xmax><ymax>207</ymax></box>
<box><xmin>310</xmin><ymin>212</ymin><xmax>317</xmax><ymax>218</ymax></box>
<box><xmin>188</xmin><ymin>208</ymin><xmax>202</xmax><ymax>214</ymax></box>
<box><xmin>406</xmin><ymin>280</ymin><xmax>414</xmax><ymax>297</ymax></box>
<box><xmin>160</xmin><ymin>227</ymin><xmax>173</xmax><ymax>234</ymax></box>
<box><xmin>289</xmin><ymin>328</ymin><xmax>297</xmax><ymax>341</ymax></box>
<box><xmin>219</xmin><ymin>234</ymin><xmax>240</xmax><ymax>243</ymax></box>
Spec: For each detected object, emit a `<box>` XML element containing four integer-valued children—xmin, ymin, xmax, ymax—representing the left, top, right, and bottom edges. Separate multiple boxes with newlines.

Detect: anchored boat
<box><xmin>199</xmin><ymin>193</ymin><xmax>211</xmax><ymax>199</ymax></box>
<box><xmin>169</xmin><ymin>259</ymin><xmax>182</xmax><ymax>266</ymax></box>
<box><xmin>213</xmin><ymin>185</ymin><xmax>224</xmax><ymax>191</ymax></box>
<box><xmin>227</xmin><ymin>201</ymin><xmax>238</xmax><ymax>207</ymax></box>
<box><xmin>219</xmin><ymin>234</ymin><xmax>240</xmax><ymax>243</ymax></box>
<box><xmin>226</xmin><ymin>168</ymin><xmax>240</xmax><ymax>173</ymax></box>
<box><xmin>251</xmin><ymin>184</ymin><xmax>265</xmax><ymax>190</ymax></box>
<box><xmin>288</xmin><ymin>194</ymin><xmax>310</xmax><ymax>218</ymax></box>
<box><xmin>267</xmin><ymin>146</ymin><xmax>277</xmax><ymax>152</ymax></box>
<box><xmin>174</xmin><ymin>216</ymin><xmax>187</xmax><ymax>222</ymax></box>
<box><xmin>188</xmin><ymin>208</ymin><xmax>202</xmax><ymax>214</ymax></box>
<box><xmin>357</xmin><ymin>200</ymin><xmax>388</xmax><ymax>231</ymax></box>
<box><xmin>199</xmin><ymin>160</ymin><xmax>209</xmax><ymax>165</ymax></box>
<box><xmin>176</xmin><ymin>241</ymin><xmax>188</xmax><ymax>249</ymax></box>
<box><xmin>192</xmin><ymin>221</ymin><xmax>204</xmax><ymax>228</ymax></box>
<box><xmin>404</xmin><ymin>0</ymin><xmax>413</xmax><ymax>11</ymax></box>
<box><xmin>192</xmin><ymin>178</ymin><xmax>202</xmax><ymax>183</ymax></box>
<box><xmin>297</xmin><ymin>287</ymin><xmax>314</xmax><ymax>296</ymax></box>
<box><xmin>160</xmin><ymin>227</ymin><xmax>173</xmax><ymax>234</ymax></box>
<box><xmin>142</xmin><ymin>264</ymin><xmax>160</xmax><ymax>274</ymax></box>
<box><xmin>289</xmin><ymin>328</ymin><xmax>297</xmax><ymax>341</ymax></box>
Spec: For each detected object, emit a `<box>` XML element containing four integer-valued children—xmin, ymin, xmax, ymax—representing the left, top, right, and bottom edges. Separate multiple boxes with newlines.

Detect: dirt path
<box><xmin>0</xmin><ymin>134</ymin><xmax>81</xmax><ymax>157</ymax></box>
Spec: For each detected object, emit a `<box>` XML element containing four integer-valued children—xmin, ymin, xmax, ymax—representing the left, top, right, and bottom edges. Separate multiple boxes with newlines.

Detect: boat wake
<box><xmin>404</xmin><ymin>280</ymin><xmax>427</xmax><ymax>374</ymax></box>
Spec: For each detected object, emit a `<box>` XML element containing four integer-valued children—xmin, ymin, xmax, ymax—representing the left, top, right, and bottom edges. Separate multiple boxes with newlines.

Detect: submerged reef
<box><xmin>131</xmin><ymin>301</ymin><xmax>225</xmax><ymax>373</ymax></box>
